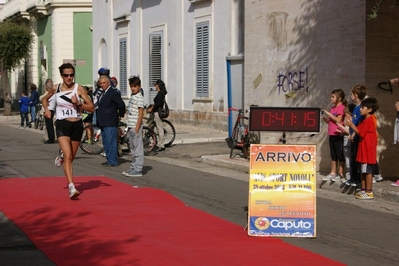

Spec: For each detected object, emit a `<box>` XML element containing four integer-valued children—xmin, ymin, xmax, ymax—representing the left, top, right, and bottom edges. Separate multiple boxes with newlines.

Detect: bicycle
<box><xmin>227</xmin><ymin>107</ymin><xmax>260</xmax><ymax>159</ymax></box>
<box><xmin>34</xmin><ymin>104</ymin><xmax>44</xmax><ymax>130</ymax></box>
<box><xmin>144</xmin><ymin>107</ymin><xmax>176</xmax><ymax>147</ymax></box>
<box><xmin>116</xmin><ymin>121</ymin><xmax>158</xmax><ymax>155</ymax></box>
<box><xmin>79</xmin><ymin>121</ymin><xmax>157</xmax><ymax>156</ymax></box>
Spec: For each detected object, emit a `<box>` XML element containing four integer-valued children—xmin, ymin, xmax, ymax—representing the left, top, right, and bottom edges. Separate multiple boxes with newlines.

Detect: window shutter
<box><xmin>196</xmin><ymin>22</ymin><xmax>209</xmax><ymax>97</ymax></box>
<box><xmin>119</xmin><ymin>38</ymin><xmax>127</xmax><ymax>96</ymax></box>
<box><xmin>149</xmin><ymin>33</ymin><xmax>162</xmax><ymax>86</ymax></box>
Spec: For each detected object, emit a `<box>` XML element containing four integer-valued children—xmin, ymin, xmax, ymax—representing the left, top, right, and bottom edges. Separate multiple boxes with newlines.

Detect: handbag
<box><xmin>158</xmin><ymin>99</ymin><xmax>169</xmax><ymax>119</ymax></box>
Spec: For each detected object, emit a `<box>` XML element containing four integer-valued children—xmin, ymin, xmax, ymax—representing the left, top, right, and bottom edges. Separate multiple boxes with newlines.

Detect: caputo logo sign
<box><xmin>254</xmin><ymin>217</ymin><xmax>270</xmax><ymax>230</ymax></box>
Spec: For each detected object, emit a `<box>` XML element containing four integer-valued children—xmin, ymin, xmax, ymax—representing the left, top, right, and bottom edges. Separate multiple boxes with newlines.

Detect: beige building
<box><xmin>0</xmin><ymin>0</ymin><xmax>92</xmax><ymax>106</ymax></box>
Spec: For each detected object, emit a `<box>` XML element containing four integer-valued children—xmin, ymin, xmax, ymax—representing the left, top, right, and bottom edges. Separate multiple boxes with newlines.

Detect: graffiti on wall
<box><xmin>277</xmin><ymin>67</ymin><xmax>309</xmax><ymax>95</ymax></box>
<box><xmin>378</xmin><ymin>81</ymin><xmax>393</xmax><ymax>94</ymax></box>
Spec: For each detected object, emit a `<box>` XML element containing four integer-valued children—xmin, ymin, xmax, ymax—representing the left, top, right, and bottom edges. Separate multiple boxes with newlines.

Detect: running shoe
<box><xmin>355</xmin><ymin>190</ymin><xmax>374</xmax><ymax>200</ymax></box>
<box><xmin>391</xmin><ymin>180</ymin><xmax>399</xmax><ymax>187</ymax></box>
<box><xmin>322</xmin><ymin>173</ymin><xmax>336</xmax><ymax>181</ymax></box>
<box><xmin>69</xmin><ymin>186</ymin><xmax>80</xmax><ymax>199</ymax></box>
<box><xmin>54</xmin><ymin>150</ymin><xmax>64</xmax><ymax>167</ymax></box>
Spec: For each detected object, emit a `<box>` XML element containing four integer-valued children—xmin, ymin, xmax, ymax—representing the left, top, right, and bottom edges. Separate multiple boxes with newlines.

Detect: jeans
<box><xmin>30</xmin><ymin>105</ymin><xmax>36</xmax><ymax>124</ymax></box>
<box><xmin>20</xmin><ymin>112</ymin><xmax>29</xmax><ymax>127</ymax></box>
<box><xmin>154</xmin><ymin>112</ymin><xmax>165</xmax><ymax>148</ymax></box>
<box><xmin>128</xmin><ymin>126</ymin><xmax>144</xmax><ymax>172</ymax></box>
<box><xmin>101</xmin><ymin>126</ymin><xmax>118</xmax><ymax>166</ymax></box>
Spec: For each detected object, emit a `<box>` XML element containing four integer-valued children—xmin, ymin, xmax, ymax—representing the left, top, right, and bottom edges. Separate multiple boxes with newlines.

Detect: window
<box><xmin>149</xmin><ymin>32</ymin><xmax>163</xmax><ymax>86</ymax></box>
<box><xmin>196</xmin><ymin>22</ymin><xmax>209</xmax><ymax>97</ymax></box>
<box><xmin>119</xmin><ymin>38</ymin><xmax>127</xmax><ymax>96</ymax></box>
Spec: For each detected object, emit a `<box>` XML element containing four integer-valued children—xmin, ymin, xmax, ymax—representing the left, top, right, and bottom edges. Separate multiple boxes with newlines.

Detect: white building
<box><xmin>93</xmin><ymin>0</ymin><xmax>244</xmax><ymax>130</ymax></box>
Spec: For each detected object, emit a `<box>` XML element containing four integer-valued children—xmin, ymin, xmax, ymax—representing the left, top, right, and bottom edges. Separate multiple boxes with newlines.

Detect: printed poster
<box><xmin>248</xmin><ymin>144</ymin><xmax>316</xmax><ymax>237</ymax></box>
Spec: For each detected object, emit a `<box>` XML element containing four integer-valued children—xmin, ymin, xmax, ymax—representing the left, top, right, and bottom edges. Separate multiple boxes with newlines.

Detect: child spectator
<box><xmin>346</xmin><ymin>84</ymin><xmax>367</xmax><ymax>187</ymax></box>
<box><xmin>337</xmin><ymin>103</ymin><xmax>356</xmax><ymax>183</ymax></box>
<box><xmin>122</xmin><ymin>76</ymin><xmax>145</xmax><ymax>177</ymax></box>
<box><xmin>322</xmin><ymin>89</ymin><xmax>346</xmax><ymax>182</ymax></box>
<box><xmin>18</xmin><ymin>91</ymin><xmax>30</xmax><ymax>129</ymax></box>
<box><xmin>345</xmin><ymin>97</ymin><xmax>379</xmax><ymax>199</ymax></box>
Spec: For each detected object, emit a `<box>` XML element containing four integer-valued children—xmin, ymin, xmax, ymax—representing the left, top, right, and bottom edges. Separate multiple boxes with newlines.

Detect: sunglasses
<box><xmin>62</xmin><ymin>74</ymin><xmax>75</xmax><ymax>78</ymax></box>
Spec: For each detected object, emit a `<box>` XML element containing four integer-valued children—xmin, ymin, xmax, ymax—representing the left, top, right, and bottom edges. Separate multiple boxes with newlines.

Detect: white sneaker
<box><xmin>55</xmin><ymin>150</ymin><xmax>64</xmax><ymax>167</ymax></box>
<box><xmin>372</xmin><ymin>177</ymin><xmax>376</xmax><ymax>184</ymax></box>
<box><xmin>69</xmin><ymin>186</ymin><xmax>80</xmax><ymax>199</ymax></box>
<box><xmin>322</xmin><ymin>173</ymin><xmax>336</xmax><ymax>181</ymax></box>
<box><xmin>101</xmin><ymin>152</ymin><xmax>106</xmax><ymax>157</ymax></box>
<box><xmin>331</xmin><ymin>175</ymin><xmax>342</xmax><ymax>182</ymax></box>
<box><xmin>374</xmin><ymin>174</ymin><xmax>383</xmax><ymax>182</ymax></box>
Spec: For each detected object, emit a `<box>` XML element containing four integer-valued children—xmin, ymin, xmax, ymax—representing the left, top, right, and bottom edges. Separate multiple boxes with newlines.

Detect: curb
<box><xmin>201</xmin><ymin>154</ymin><xmax>399</xmax><ymax>204</ymax></box>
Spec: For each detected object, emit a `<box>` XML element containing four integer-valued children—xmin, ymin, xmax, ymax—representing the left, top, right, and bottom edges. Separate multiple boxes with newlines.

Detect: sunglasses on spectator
<box><xmin>62</xmin><ymin>74</ymin><xmax>75</xmax><ymax>78</ymax></box>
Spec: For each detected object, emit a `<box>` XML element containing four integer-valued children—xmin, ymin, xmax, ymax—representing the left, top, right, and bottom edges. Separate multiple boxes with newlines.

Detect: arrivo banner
<box><xmin>248</xmin><ymin>144</ymin><xmax>316</xmax><ymax>237</ymax></box>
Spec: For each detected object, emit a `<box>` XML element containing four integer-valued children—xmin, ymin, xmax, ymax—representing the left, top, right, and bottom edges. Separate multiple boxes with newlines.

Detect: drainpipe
<box><xmin>226</xmin><ymin>59</ymin><xmax>232</xmax><ymax>137</ymax></box>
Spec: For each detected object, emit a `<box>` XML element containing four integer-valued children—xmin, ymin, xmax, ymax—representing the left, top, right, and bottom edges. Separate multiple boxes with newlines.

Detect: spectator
<box><xmin>345</xmin><ymin>97</ymin><xmax>379</xmax><ymax>199</ymax></box>
<box><xmin>82</xmin><ymin>86</ymin><xmax>94</xmax><ymax>144</ymax></box>
<box><xmin>95</xmin><ymin>75</ymin><xmax>125</xmax><ymax>167</ymax></box>
<box><xmin>111</xmin><ymin>76</ymin><xmax>121</xmax><ymax>95</ymax></box>
<box><xmin>39</xmin><ymin>79</ymin><xmax>56</xmax><ymax>143</ymax></box>
<box><xmin>321</xmin><ymin>89</ymin><xmax>346</xmax><ymax>182</ymax></box>
<box><xmin>18</xmin><ymin>91</ymin><xmax>30</xmax><ymax>129</ymax></box>
<box><xmin>28</xmin><ymin>84</ymin><xmax>39</xmax><ymax>127</ymax></box>
<box><xmin>345</xmin><ymin>84</ymin><xmax>367</xmax><ymax>187</ymax></box>
<box><xmin>146</xmin><ymin>79</ymin><xmax>168</xmax><ymax>152</ymax></box>
<box><xmin>122</xmin><ymin>76</ymin><xmax>145</xmax><ymax>177</ymax></box>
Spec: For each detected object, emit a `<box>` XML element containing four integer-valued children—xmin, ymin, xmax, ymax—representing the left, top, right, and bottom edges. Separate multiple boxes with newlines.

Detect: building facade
<box><xmin>92</xmin><ymin>0</ymin><xmax>244</xmax><ymax>129</ymax></box>
<box><xmin>0</xmin><ymin>0</ymin><xmax>92</xmax><ymax>103</ymax></box>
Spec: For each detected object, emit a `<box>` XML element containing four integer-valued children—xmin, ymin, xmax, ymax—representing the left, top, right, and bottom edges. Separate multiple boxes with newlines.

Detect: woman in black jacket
<box><xmin>147</xmin><ymin>79</ymin><xmax>167</xmax><ymax>151</ymax></box>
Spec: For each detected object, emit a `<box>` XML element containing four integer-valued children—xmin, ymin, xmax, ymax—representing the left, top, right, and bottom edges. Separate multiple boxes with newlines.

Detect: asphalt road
<box><xmin>0</xmin><ymin>125</ymin><xmax>399</xmax><ymax>265</ymax></box>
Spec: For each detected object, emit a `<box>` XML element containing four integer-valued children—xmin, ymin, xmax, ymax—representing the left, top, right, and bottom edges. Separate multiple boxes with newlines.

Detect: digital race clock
<box><xmin>249</xmin><ymin>107</ymin><xmax>321</xmax><ymax>132</ymax></box>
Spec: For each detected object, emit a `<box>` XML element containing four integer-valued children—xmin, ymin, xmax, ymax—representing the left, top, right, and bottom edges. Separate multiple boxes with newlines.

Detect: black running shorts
<box><xmin>55</xmin><ymin>119</ymin><xmax>83</xmax><ymax>141</ymax></box>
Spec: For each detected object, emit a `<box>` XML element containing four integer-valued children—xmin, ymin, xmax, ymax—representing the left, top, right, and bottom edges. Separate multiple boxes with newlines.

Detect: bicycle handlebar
<box><xmin>227</xmin><ymin>107</ymin><xmax>241</xmax><ymax>116</ymax></box>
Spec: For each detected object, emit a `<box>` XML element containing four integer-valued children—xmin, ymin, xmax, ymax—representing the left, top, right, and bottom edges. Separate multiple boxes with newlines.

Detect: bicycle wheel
<box><xmin>79</xmin><ymin>124</ymin><xmax>104</xmax><ymax>155</ymax></box>
<box><xmin>229</xmin><ymin>124</ymin><xmax>239</xmax><ymax>158</ymax></box>
<box><xmin>34</xmin><ymin>115</ymin><xmax>39</xmax><ymax>129</ymax></box>
<box><xmin>118</xmin><ymin>121</ymin><xmax>130</xmax><ymax>152</ymax></box>
<box><xmin>243</xmin><ymin>130</ymin><xmax>260</xmax><ymax>159</ymax></box>
<box><xmin>162</xmin><ymin>120</ymin><xmax>175</xmax><ymax>147</ymax></box>
<box><xmin>143</xmin><ymin>126</ymin><xmax>157</xmax><ymax>155</ymax></box>
<box><xmin>38</xmin><ymin>115</ymin><xmax>44</xmax><ymax>130</ymax></box>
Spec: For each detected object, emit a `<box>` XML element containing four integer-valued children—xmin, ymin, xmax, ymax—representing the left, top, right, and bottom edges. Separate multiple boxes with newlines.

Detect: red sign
<box><xmin>249</xmin><ymin>107</ymin><xmax>321</xmax><ymax>132</ymax></box>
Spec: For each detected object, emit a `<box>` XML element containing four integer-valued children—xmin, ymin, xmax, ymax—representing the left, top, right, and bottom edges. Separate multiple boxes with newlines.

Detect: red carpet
<box><xmin>0</xmin><ymin>176</ymin><xmax>343</xmax><ymax>266</ymax></box>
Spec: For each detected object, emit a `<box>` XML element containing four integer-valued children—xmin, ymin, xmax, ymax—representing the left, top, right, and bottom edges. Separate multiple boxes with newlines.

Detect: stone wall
<box><xmin>365</xmin><ymin>0</ymin><xmax>399</xmax><ymax>179</ymax></box>
<box><xmin>244</xmin><ymin>0</ymin><xmax>399</xmax><ymax>179</ymax></box>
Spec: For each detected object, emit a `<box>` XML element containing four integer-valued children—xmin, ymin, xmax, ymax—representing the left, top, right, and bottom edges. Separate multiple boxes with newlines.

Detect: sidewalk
<box><xmin>1</xmin><ymin>111</ymin><xmax>398</xmax><ymax>203</ymax></box>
